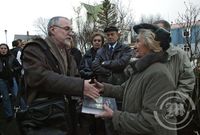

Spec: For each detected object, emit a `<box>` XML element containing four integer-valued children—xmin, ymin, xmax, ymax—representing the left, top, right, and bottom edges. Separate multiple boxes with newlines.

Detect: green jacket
<box><xmin>103</xmin><ymin>52</ymin><xmax>177</xmax><ymax>135</ymax></box>
<box><xmin>166</xmin><ymin>45</ymin><xmax>195</xmax><ymax>98</ymax></box>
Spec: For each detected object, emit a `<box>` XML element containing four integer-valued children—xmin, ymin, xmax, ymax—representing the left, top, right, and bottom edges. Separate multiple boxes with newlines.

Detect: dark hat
<box><xmin>104</xmin><ymin>26</ymin><xmax>118</xmax><ymax>33</ymax></box>
<box><xmin>133</xmin><ymin>23</ymin><xmax>171</xmax><ymax>51</ymax></box>
<box><xmin>133</xmin><ymin>23</ymin><xmax>159</xmax><ymax>34</ymax></box>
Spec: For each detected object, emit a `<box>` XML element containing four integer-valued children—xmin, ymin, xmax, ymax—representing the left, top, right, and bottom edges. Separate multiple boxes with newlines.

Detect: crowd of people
<box><xmin>0</xmin><ymin>16</ymin><xmax>196</xmax><ymax>135</ymax></box>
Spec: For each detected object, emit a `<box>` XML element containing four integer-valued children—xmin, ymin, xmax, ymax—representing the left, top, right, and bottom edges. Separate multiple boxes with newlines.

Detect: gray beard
<box><xmin>64</xmin><ymin>39</ymin><xmax>71</xmax><ymax>49</ymax></box>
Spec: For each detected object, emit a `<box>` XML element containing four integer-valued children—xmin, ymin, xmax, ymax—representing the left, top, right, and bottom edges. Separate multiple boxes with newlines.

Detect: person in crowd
<box><xmin>94</xmin><ymin>24</ymin><xmax>177</xmax><ymax>135</ymax></box>
<box><xmin>10</xmin><ymin>39</ymin><xmax>22</xmax><ymax>58</ymax></box>
<box><xmin>22</xmin><ymin>16</ymin><xmax>100</xmax><ymax>135</ymax></box>
<box><xmin>92</xmin><ymin>26</ymin><xmax>132</xmax><ymax>135</ymax></box>
<box><xmin>153</xmin><ymin>20</ymin><xmax>195</xmax><ymax>97</ymax></box>
<box><xmin>92</xmin><ymin>26</ymin><xmax>132</xmax><ymax>85</ymax></box>
<box><xmin>0</xmin><ymin>43</ymin><xmax>22</xmax><ymax>121</ymax></box>
<box><xmin>79</xmin><ymin>32</ymin><xmax>104</xmax><ymax>80</ymax></box>
<box><xmin>79</xmin><ymin>32</ymin><xmax>105</xmax><ymax>135</ymax></box>
<box><xmin>16</xmin><ymin>40</ymin><xmax>27</xmax><ymax>65</ymax></box>
<box><xmin>69</xmin><ymin>38</ymin><xmax>82</xmax><ymax>69</ymax></box>
<box><xmin>153</xmin><ymin>20</ymin><xmax>195</xmax><ymax>135</ymax></box>
<box><xmin>10</xmin><ymin>39</ymin><xmax>24</xmax><ymax>86</ymax></box>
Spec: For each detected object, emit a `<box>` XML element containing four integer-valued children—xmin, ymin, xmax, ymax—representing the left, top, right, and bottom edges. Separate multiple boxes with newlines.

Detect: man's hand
<box><xmin>84</xmin><ymin>80</ymin><xmax>100</xmax><ymax>100</ymax></box>
<box><xmin>96</xmin><ymin>104</ymin><xmax>113</xmax><ymax>119</ymax></box>
<box><xmin>92</xmin><ymin>79</ymin><xmax>104</xmax><ymax>94</ymax></box>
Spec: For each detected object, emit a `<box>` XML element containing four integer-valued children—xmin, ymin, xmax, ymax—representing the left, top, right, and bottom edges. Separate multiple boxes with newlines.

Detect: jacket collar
<box><xmin>166</xmin><ymin>44</ymin><xmax>179</xmax><ymax>60</ymax></box>
<box><xmin>130</xmin><ymin>52</ymin><xmax>168</xmax><ymax>73</ymax></box>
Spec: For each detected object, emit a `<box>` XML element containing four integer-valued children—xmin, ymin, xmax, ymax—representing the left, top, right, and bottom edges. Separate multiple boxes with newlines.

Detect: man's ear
<box><xmin>49</xmin><ymin>26</ymin><xmax>55</xmax><ymax>35</ymax></box>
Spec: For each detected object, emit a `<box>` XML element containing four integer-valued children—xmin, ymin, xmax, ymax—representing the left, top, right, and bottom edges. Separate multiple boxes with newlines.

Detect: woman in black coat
<box><xmin>0</xmin><ymin>43</ymin><xmax>22</xmax><ymax>120</ymax></box>
<box><xmin>79</xmin><ymin>32</ymin><xmax>104</xmax><ymax>79</ymax></box>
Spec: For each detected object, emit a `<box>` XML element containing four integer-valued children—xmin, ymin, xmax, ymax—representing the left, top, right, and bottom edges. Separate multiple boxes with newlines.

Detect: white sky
<box><xmin>0</xmin><ymin>0</ymin><xmax>199</xmax><ymax>48</ymax></box>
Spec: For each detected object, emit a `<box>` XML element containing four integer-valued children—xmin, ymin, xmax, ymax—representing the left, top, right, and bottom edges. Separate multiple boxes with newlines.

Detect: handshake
<box><xmin>83</xmin><ymin>78</ymin><xmax>104</xmax><ymax>100</ymax></box>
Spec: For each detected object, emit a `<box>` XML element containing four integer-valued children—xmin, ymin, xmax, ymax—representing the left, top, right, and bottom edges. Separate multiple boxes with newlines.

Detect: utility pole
<box><xmin>4</xmin><ymin>29</ymin><xmax>7</xmax><ymax>44</ymax></box>
<box><xmin>27</xmin><ymin>31</ymin><xmax>29</xmax><ymax>41</ymax></box>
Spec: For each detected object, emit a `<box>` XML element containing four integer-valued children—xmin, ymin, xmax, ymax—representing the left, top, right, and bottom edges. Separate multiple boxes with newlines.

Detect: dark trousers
<box><xmin>77</xmin><ymin>114</ymin><xmax>105</xmax><ymax>135</ymax></box>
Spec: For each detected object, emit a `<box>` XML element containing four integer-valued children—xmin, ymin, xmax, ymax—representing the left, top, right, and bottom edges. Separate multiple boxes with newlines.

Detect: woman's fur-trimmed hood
<box><xmin>129</xmin><ymin>52</ymin><xmax>168</xmax><ymax>73</ymax></box>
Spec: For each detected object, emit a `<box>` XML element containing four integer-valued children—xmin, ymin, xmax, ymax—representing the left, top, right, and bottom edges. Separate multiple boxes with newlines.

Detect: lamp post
<box><xmin>4</xmin><ymin>29</ymin><xmax>7</xmax><ymax>44</ymax></box>
<box><xmin>27</xmin><ymin>31</ymin><xmax>29</xmax><ymax>41</ymax></box>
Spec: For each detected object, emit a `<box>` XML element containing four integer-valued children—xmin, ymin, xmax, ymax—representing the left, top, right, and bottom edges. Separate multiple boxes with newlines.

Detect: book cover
<box><xmin>81</xmin><ymin>96</ymin><xmax>117</xmax><ymax>115</ymax></box>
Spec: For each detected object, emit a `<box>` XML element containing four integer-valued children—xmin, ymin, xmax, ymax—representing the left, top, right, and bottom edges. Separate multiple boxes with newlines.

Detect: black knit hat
<box><xmin>104</xmin><ymin>26</ymin><xmax>118</xmax><ymax>33</ymax></box>
<box><xmin>133</xmin><ymin>23</ymin><xmax>171</xmax><ymax>51</ymax></box>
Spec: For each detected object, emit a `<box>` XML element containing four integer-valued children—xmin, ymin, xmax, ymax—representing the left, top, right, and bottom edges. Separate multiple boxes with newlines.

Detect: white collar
<box><xmin>109</xmin><ymin>42</ymin><xmax>117</xmax><ymax>49</ymax></box>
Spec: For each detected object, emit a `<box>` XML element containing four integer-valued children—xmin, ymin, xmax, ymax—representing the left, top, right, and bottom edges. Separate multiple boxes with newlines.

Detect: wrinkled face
<box><xmin>0</xmin><ymin>45</ymin><xmax>8</xmax><ymax>55</ymax></box>
<box><xmin>50</xmin><ymin>18</ymin><xmax>73</xmax><ymax>47</ymax></box>
<box><xmin>105</xmin><ymin>31</ymin><xmax>119</xmax><ymax>44</ymax></box>
<box><xmin>134</xmin><ymin>35</ymin><xmax>151</xmax><ymax>58</ymax></box>
<box><xmin>92</xmin><ymin>35</ymin><xmax>103</xmax><ymax>49</ymax></box>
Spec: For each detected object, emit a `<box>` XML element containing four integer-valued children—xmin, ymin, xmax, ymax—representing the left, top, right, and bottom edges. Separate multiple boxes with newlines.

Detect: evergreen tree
<box><xmin>97</xmin><ymin>0</ymin><xmax>118</xmax><ymax>31</ymax></box>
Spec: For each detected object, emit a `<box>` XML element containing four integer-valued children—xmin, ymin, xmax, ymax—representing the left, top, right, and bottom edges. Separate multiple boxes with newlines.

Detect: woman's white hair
<box><xmin>138</xmin><ymin>29</ymin><xmax>162</xmax><ymax>52</ymax></box>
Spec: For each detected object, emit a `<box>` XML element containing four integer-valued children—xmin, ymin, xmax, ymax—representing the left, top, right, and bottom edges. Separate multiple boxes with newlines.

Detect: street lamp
<box><xmin>27</xmin><ymin>31</ymin><xmax>29</xmax><ymax>41</ymax></box>
<box><xmin>4</xmin><ymin>29</ymin><xmax>7</xmax><ymax>44</ymax></box>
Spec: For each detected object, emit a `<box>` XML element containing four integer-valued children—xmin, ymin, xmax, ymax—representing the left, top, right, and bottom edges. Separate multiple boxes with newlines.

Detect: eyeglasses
<box><xmin>93</xmin><ymin>39</ymin><xmax>102</xmax><ymax>42</ymax></box>
<box><xmin>53</xmin><ymin>25</ymin><xmax>72</xmax><ymax>32</ymax></box>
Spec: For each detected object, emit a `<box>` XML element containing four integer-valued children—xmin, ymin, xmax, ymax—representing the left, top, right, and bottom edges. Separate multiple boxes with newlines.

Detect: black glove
<box><xmin>79</xmin><ymin>70</ymin><xmax>93</xmax><ymax>79</ymax></box>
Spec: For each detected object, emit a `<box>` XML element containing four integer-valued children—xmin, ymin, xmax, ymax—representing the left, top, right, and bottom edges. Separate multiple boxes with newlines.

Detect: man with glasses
<box><xmin>21</xmin><ymin>16</ymin><xmax>100</xmax><ymax>135</ymax></box>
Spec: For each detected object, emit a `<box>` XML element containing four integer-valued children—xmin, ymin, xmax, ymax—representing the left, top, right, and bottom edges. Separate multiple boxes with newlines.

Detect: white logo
<box><xmin>153</xmin><ymin>91</ymin><xmax>195</xmax><ymax>130</ymax></box>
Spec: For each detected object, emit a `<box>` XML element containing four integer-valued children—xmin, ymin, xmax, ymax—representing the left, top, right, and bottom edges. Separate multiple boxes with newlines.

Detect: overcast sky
<box><xmin>0</xmin><ymin>0</ymin><xmax>199</xmax><ymax>48</ymax></box>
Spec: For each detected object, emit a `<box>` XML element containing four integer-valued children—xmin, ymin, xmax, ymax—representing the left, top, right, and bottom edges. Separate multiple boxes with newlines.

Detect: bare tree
<box><xmin>112</xmin><ymin>0</ymin><xmax>135</xmax><ymax>44</ymax></box>
<box><xmin>73</xmin><ymin>6</ymin><xmax>95</xmax><ymax>53</ymax></box>
<box><xmin>33</xmin><ymin>17</ymin><xmax>49</xmax><ymax>38</ymax></box>
<box><xmin>176</xmin><ymin>1</ymin><xmax>200</xmax><ymax>60</ymax></box>
<box><xmin>139</xmin><ymin>14</ymin><xmax>162</xmax><ymax>24</ymax></box>
<box><xmin>176</xmin><ymin>2</ymin><xmax>200</xmax><ymax>129</ymax></box>
<box><xmin>114</xmin><ymin>0</ymin><xmax>135</xmax><ymax>30</ymax></box>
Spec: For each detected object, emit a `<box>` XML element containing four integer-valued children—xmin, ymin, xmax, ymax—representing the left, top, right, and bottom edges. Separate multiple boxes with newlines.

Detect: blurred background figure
<box><xmin>79</xmin><ymin>32</ymin><xmax>104</xmax><ymax>80</ymax></box>
<box><xmin>0</xmin><ymin>43</ymin><xmax>21</xmax><ymax>121</ymax></box>
<box><xmin>92</xmin><ymin>26</ymin><xmax>132</xmax><ymax>135</ymax></box>
<box><xmin>78</xmin><ymin>32</ymin><xmax>105</xmax><ymax>135</ymax></box>
<box><xmin>69</xmin><ymin>37</ymin><xmax>82</xmax><ymax>69</ymax></box>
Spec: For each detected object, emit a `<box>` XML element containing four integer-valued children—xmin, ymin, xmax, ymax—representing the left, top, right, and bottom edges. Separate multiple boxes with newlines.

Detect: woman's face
<box><xmin>0</xmin><ymin>45</ymin><xmax>8</xmax><ymax>55</ymax></box>
<box><xmin>92</xmin><ymin>35</ymin><xmax>103</xmax><ymax>49</ymax></box>
<box><xmin>134</xmin><ymin>35</ymin><xmax>151</xmax><ymax>58</ymax></box>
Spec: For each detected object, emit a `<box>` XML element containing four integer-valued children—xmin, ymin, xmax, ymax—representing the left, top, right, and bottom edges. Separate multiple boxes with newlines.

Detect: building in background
<box><xmin>171</xmin><ymin>20</ymin><xmax>200</xmax><ymax>58</ymax></box>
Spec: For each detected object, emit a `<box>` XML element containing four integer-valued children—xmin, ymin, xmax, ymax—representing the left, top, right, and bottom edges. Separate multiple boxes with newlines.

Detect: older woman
<box><xmin>79</xmin><ymin>32</ymin><xmax>104</xmax><ymax>79</ymax></box>
<box><xmin>95</xmin><ymin>24</ymin><xmax>177</xmax><ymax>135</ymax></box>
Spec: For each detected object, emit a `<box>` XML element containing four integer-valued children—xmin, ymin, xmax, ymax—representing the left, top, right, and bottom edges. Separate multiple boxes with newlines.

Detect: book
<box><xmin>81</xmin><ymin>96</ymin><xmax>117</xmax><ymax>115</ymax></box>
